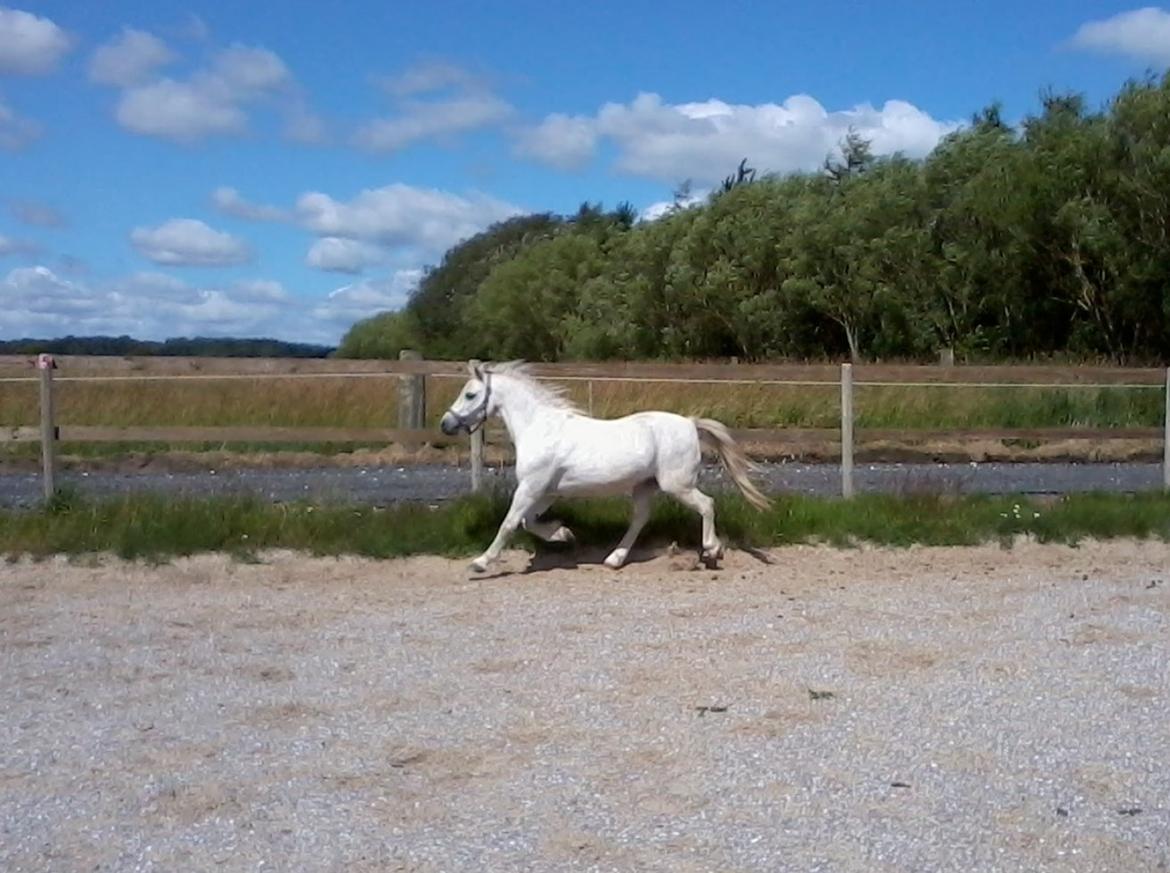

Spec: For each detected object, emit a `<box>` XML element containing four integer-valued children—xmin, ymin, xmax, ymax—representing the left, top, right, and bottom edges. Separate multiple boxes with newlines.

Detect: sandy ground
<box><xmin>2</xmin><ymin>541</ymin><xmax>1168</xmax><ymax>872</ymax></box>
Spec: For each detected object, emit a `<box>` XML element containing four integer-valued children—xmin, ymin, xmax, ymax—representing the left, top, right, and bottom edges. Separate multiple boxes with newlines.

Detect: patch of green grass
<box><xmin>0</xmin><ymin>492</ymin><xmax>509</xmax><ymax>561</ymax></box>
<box><xmin>2</xmin><ymin>490</ymin><xmax>1167</xmax><ymax>561</ymax></box>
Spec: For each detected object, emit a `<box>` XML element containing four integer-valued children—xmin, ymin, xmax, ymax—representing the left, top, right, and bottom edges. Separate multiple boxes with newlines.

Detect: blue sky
<box><xmin>1</xmin><ymin>1</ymin><xmax>1168</xmax><ymax>346</ymax></box>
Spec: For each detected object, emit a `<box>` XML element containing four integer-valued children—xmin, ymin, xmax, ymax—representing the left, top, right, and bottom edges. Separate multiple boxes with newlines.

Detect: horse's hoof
<box><xmin>700</xmin><ymin>545</ymin><xmax>723</xmax><ymax>568</ymax></box>
<box><xmin>603</xmin><ymin>549</ymin><xmax>627</xmax><ymax>569</ymax></box>
<box><xmin>469</xmin><ymin>558</ymin><xmax>488</xmax><ymax>573</ymax></box>
<box><xmin>551</xmin><ymin>526</ymin><xmax>575</xmax><ymax>543</ymax></box>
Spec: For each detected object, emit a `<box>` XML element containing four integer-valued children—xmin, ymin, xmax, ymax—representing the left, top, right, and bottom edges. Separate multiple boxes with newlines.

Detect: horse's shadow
<box><xmin>524</xmin><ymin>546</ymin><xmax>660</xmax><ymax>573</ymax></box>
<box><xmin>472</xmin><ymin>540</ymin><xmax>773</xmax><ymax>578</ymax></box>
<box><xmin>466</xmin><ymin>544</ymin><xmax>666</xmax><ymax>579</ymax></box>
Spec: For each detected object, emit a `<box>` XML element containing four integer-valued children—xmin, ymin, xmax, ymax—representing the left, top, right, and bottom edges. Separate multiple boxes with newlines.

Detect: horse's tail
<box><xmin>692</xmin><ymin>417</ymin><xmax>771</xmax><ymax>511</ymax></box>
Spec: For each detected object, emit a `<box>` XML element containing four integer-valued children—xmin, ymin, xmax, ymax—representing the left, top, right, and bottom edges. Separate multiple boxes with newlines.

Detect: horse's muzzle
<box><xmin>439</xmin><ymin>412</ymin><xmax>462</xmax><ymax>436</ymax></box>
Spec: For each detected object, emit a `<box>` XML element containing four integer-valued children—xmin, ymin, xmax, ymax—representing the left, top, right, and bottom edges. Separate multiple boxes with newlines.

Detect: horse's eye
<box><xmin>465</xmin><ymin>391</ymin><xmax>477</xmax><ymax>400</ymax></box>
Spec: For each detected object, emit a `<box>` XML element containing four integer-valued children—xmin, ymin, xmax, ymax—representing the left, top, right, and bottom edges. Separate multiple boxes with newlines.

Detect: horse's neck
<box><xmin>494</xmin><ymin>377</ymin><xmax>559</xmax><ymax>445</ymax></box>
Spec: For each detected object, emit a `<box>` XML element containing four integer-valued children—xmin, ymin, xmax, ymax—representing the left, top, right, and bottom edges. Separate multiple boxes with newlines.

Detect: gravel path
<box><xmin>0</xmin><ymin>460</ymin><xmax>1163</xmax><ymax>509</ymax></box>
<box><xmin>2</xmin><ymin>542</ymin><xmax>1168</xmax><ymax>871</ymax></box>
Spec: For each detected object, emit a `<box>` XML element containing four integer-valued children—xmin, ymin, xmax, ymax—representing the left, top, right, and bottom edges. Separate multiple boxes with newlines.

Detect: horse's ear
<box><xmin>468</xmin><ymin>359</ymin><xmax>484</xmax><ymax>380</ymax></box>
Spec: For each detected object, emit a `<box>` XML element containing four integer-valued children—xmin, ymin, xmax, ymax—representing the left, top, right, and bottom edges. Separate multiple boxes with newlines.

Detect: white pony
<box><xmin>440</xmin><ymin>360</ymin><xmax>770</xmax><ymax>572</ymax></box>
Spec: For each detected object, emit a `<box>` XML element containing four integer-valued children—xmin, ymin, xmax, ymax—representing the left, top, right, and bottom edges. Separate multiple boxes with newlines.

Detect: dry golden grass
<box><xmin>487</xmin><ymin>378</ymin><xmax>1162</xmax><ymax>429</ymax></box>
<box><xmin>0</xmin><ymin>372</ymin><xmax>1162</xmax><ymax>430</ymax></box>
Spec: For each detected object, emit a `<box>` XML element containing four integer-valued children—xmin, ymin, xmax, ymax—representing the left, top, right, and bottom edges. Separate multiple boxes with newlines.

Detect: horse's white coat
<box><xmin>440</xmin><ymin>361</ymin><xmax>770</xmax><ymax>572</ymax></box>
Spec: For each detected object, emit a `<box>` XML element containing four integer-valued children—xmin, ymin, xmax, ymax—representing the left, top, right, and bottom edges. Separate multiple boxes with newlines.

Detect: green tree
<box><xmin>824</xmin><ymin>128</ymin><xmax>875</xmax><ymax>183</ymax></box>
<box><xmin>783</xmin><ymin>159</ymin><xmax>925</xmax><ymax>361</ymax></box>
<box><xmin>919</xmin><ymin>108</ymin><xmax>1031</xmax><ymax>356</ymax></box>
<box><xmin>404</xmin><ymin>213</ymin><xmax>562</xmax><ymax>357</ymax></box>
<box><xmin>336</xmin><ymin>310</ymin><xmax>421</xmax><ymax>359</ymax></box>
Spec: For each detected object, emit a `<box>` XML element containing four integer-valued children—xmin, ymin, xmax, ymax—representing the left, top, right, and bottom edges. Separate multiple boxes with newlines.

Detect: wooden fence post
<box><xmin>1163</xmin><ymin>366</ymin><xmax>1169</xmax><ymax>493</ymax></box>
<box><xmin>840</xmin><ymin>362</ymin><xmax>854</xmax><ymax>499</ymax></box>
<box><xmin>38</xmin><ymin>353</ymin><xmax>57</xmax><ymax>502</ymax></box>
<box><xmin>465</xmin><ymin>358</ymin><xmax>484</xmax><ymax>494</ymax></box>
<box><xmin>470</xmin><ymin>428</ymin><xmax>484</xmax><ymax>494</ymax></box>
<box><xmin>397</xmin><ymin>349</ymin><xmax>426</xmax><ymax>429</ymax></box>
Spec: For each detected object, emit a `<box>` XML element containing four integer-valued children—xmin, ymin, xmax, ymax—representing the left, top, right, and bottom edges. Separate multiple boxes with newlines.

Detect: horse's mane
<box><xmin>485</xmin><ymin>360</ymin><xmax>581</xmax><ymax>413</ymax></box>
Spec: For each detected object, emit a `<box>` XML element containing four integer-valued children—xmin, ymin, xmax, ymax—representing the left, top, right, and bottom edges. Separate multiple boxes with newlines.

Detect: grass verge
<box><xmin>3</xmin><ymin>489</ymin><xmax>1169</xmax><ymax>561</ymax></box>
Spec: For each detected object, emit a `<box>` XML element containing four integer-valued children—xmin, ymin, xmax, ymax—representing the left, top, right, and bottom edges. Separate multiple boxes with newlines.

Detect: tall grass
<box><xmin>0</xmin><ymin>375</ymin><xmax>1162</xmax><ymax>431</ymax></box>
<box><xmin>3</xmin><ymin>490</ymin><xmax>1168</xmax><ymax>560</ymax></box>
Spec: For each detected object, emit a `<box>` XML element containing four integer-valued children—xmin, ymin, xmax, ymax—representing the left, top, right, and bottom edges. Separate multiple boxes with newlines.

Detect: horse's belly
<box><xmin>555</xmin><ymin>476</ymin><xmax>641</xmax><ymax>497</ymax></box>
<box><xmin>552</xmin><ymin>444</ymin><xmax>655</xmax><ymax>495</ymax></box>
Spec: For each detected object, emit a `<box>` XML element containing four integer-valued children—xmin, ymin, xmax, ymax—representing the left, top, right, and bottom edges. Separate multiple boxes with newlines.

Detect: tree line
<box><xmin>349</xmin><ymin>72</ymin><xmax>1170</xmax><ymax>365</ymax></box>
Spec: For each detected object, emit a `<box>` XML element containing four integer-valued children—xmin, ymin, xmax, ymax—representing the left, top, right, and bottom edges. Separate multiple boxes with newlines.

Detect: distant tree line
<box><xmin>339</xmin><ymin>72</ymin><xmax>1170</xmax><ymax>365</ymax></box>
<box><xmin>0</xmin><ymin>335</ymin><xmax>335</xmax><ymax>358</ymax></box>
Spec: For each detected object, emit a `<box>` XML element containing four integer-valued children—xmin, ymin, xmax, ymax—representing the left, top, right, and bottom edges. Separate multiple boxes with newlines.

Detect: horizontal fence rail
<box><xmin>1</xmin><ymin>426</ymin><xmax>462</xmax><ymax>445</ymax></box>
<box><xmin>5</xmin><ymin>425</ymin><xmax>1163</xmax><ymax>446</ymax></box>
<box><xmin>2</xmin><ymin>354</ymin><xmax>1168</xmax><ymax>503</ymax></box>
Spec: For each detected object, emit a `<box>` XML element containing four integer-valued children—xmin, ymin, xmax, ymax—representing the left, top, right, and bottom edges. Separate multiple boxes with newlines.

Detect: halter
<box><xmin>449</xmin><ymin>370</ymin><xmax>492</xmax><ymax>434</ymax></box>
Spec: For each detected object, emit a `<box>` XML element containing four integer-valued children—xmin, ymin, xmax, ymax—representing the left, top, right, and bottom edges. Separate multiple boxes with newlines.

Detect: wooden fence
<box><xmin>2</xmin><ymin>354</ymin><xmax>1169</xmax><ymax>503</ymax></box>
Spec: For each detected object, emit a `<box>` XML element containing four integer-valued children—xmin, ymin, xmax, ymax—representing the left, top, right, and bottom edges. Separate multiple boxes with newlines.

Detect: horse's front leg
<box><xmin>470</xmin><ymin>481</ymin><xmax>546</xmax><ymax>573</ymax></box>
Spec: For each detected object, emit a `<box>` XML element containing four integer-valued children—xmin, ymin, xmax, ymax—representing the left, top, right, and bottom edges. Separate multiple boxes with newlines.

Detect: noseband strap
<box><xmin>451</xmin><ymin>371</ymin><xmax>491</xmax><ymax>434</ymax></box>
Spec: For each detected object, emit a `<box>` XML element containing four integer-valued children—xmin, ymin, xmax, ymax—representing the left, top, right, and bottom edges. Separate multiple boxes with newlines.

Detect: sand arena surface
<box><xmin>2</xmin><ymin>541</ymin><xmax>1168</xmax><ymax>871</ymax></box>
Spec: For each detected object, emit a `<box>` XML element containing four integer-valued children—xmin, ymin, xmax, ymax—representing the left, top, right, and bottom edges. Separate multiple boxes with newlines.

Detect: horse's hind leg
<box><xmin>522</xmin><ymin>497</ymin><xmax>574</xmax><ymax>543</ymax></box>
<box><xmin>666</xmin><ymin>486</ymin><xmax>722</xmax><ymax>563</ymax></box>
<box><xmin>604</xmin><ymin>480</ymin><xmax>656</xmax><ymax>569</ymax></box>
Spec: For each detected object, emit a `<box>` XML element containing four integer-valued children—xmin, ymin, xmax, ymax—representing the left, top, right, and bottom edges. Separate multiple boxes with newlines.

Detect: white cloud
<box><xmin>356</xmin><ymin>93</ymin><xmax>512</xmax><ymax>152</ymax></box>
<box><xmin>107</xmin><ymin>270</ymin><xmax>204</xmax><ymax>303</ymax></box>
<box><xmin>513</xmin><ymin>112</ymin><xmax>598</xmax><ymax>170</ymax></box>
<box><xmin>211</xmin><ymin>186</ymin><xmax>288</xmax><ymax>222</ymax></box>
<box><xmin>211</xmin><ymin>43</ymin><xmax>290</xmax><ymax>95</ymax></box>
<box><xmin>231</xmin><ymin>278</ymin><xmax>290</xmax><ymax>303</ymax></box>
<box><xmin>516</xmin><ymin>91</ymin><xmax>960</xmax><ymax>185</ymax></box>
<box><xmin>0</xmin><ymin>264</ymin><xmax>404</xmax><ymax>344</ymax></box>
<box><xmin>216</xmin><ymin>181</ymin><xmax>523</xmax><ymax>275</ymax></box>
<box><xmin>1069</xmin><ymin>7</ymin><xmax>1170</xmax><ymax>65</ymax></box>
<box><xmin>377</xmin><ymin>60</ymin><xmax>482</xmax><ymax>97</ymax></box>
<box><xmin>0</xmin><ymin>266</ymin><xmax>96</xmax><ymax>318</ymax></box>
<box><xmin>356</xmin><ymin>60</ymin><xmax>511</xmax><ymax>152</ymax></box>
<box><xmin>88</xmin><ymin>27</ymin><xmax>175</xmax><ymax>87</ymax></box>
<box><xmin>106</xmin><ymin>43</ymin><xmax>302</xmax><ymax>143</ymax></box>
<box><xmin>0</xmin><ymin>263</ymin><xmax>422</xmax><ymax>344</ymax></box>
<box><xmin>0</xmin><ymin>93</ymin><xmax>40</xmax><ymax>149</ymax></box>
<box><xmin>116</xmin><ymin>78</ymin><xmax>248</xmax><ymax>141</ymax></box>
<box><xmin>0</xmin><ymin>265</ymin><xmax>308</xmax><ymax>341</ymax></box>
<box><xmin>0</xmin><ymin>7</ymin><xmax>73</xmax><ymax>75</ymax></box>
<box><xmin>306</xmin><ymin>237</ymin><xmax>385</xmax><ymax>274</ymax></box>
<box><xmin>312</xmin><ymin>269</ymin><xmax>422</xmax><ymax>327</ymax></box>
<box><xmin>294</xmin><ymin>184</ymin><xmax>522</xmax><ymax>255</ymax></box>
<box><xmin>104</xmin><ymin>273</ymin><xmax>291</xmax><ymax>311</ymax></box>
<box><xmin>130</xmin><ymin>218</ymin><xmax>252</xmax><ymax>267</ymax></box>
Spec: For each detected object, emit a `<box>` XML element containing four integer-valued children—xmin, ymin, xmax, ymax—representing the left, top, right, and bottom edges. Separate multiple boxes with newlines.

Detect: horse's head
<box><xmin>440</xmin><ymin>360</ymin><xmax>493</xmax><ymax>435</ymax></box>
